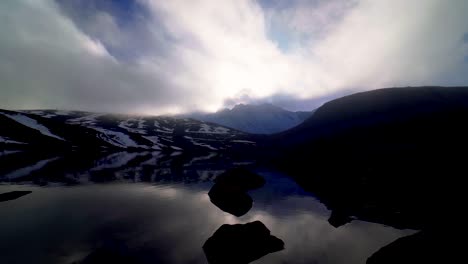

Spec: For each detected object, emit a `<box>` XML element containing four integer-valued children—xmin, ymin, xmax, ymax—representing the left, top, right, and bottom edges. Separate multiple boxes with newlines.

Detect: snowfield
<box><xmin>118</xmin><ymin>118</ymin><xmax>147</xmax><ymax>134</ymax></box>
<box><xmin>93</xmin><ymin>127</ymin><xmax>147</xmax><ymax>149</ymax></box>
<box><xmin>1</xmin><ymin>113</ymin><xmax>65</xmax><ymax>141</ymax></box>
<box><xmin>1</xmin><ymin>109</ymin><xmax>257</xmax><ymax>152</ymax></box>
<box><xmin>185</xmin><ymin>123</ymin><xmax>231</xmax><ymax>134</ymax></box>
<box><xmin>67</xmin><ymin>114</ymin><xmax>103</xmax><ymax>126</ymax></box>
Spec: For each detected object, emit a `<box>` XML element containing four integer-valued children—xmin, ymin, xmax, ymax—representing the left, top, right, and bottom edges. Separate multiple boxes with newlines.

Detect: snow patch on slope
<box><xmin>214</xmin><ymin>126</ymin><xmax>230</xmax><ymax>134</ymax></box>
<box><xmin>1</xmin><ymin>113</ymin><xmax>65</xmax><ymax>141</ymax></box>
<box><xmin>184</xmin><ymin>136</ymin><xmax>218</xmax><ymax>151</ymax></box>
<box><xmin>54</xmin><ymin>110</ymin><xmax>71</xmax><ymax>116</ymax></box>
<box><xmin>156</xmin><ymin>129</ymin><xmax>173</xmax><ymax>134</ymax></box>
<box><xmin>186</xmin><ymin>153</ymin><xmax>217</xmax><ymax>166</ymax></box>
<box><xmin>0</xmin><ymin>136</ymin><xmax>27</xmax><ymax>145</ymax></box>
<box><xmin>185</xmin><ymin>123</ymin><xmax>230</xmax><ymax>134</ymax></box>
<box><xmin>26</xmin><ymin>110</ymin><xmax>57</xmax><ymax>118</ymax></box>
<box><xmin>231</xmin><ymin>140</ymin><xmax>256</xmax><ymax>144</ymax></box>
<box><xmin>93</xmin><ymin>127</ymin><xmax>147</xmax><ymax>149</ymax></box>
<box><xmin>142</xmin><ymin>136</ymin><xmax>162</xmax><ymax>150</ymax></box>
<box><xmin>67</xmin><ymin>114</ymin><xmax>103</xmax><ymax>126</ymax></box>
<box><xmin>118</xmin><ymin>118</ymin><xmax>147</xmax><ymax>134</ymax></box>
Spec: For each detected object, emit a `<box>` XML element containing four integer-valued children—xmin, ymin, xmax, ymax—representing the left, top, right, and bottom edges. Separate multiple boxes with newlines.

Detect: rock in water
<box><xmin>203</xmin><ymin>221</ymin><xmax>284</xmax><ymax>264</ymax></box>
<box><xmin>208</xmin><ymin>168</ymin><xmax>265</xmax><ymax>216</ymax></box>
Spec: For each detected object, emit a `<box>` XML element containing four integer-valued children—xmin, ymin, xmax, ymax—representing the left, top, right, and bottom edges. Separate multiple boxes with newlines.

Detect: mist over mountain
<box><xmin>189</xmin><ymin>103</ymin><xmax>314</xmax><ymax>134</ymax></box>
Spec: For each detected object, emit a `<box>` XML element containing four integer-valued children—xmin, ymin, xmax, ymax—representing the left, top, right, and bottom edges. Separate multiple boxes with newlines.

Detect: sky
<box><xmin>0</xmin><ymin>0</ymin><xmax>467</xmax><ymax>114</ymax></box>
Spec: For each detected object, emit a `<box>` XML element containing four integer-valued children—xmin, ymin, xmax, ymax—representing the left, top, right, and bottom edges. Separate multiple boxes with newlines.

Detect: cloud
<box><xmin>222</xmin><ymin>90</ymin><xmax>352</xmax><ymax>111</ymax></box>
<box><xmin>0</xmin><ymin>0</ymin><xmax>467</xmax><ymax>114</ymax></box>
<box><xmin>0</xmin><ymin>0</ymin><xmax>183</xmax><ymax>114</ymax></box>
<box><xmin>260</xmin><ymin>0</ymin><xmax>357</xmax><ymax>50</ymax></box>
<box><xmin>311</xmin><ymin>0</ymin><xmax>468</xmax><ymax>88</ymax></box>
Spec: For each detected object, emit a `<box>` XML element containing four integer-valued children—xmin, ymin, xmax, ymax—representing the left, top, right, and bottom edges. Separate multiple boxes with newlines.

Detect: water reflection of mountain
<box><xmin>0</xmin><ymin>152</ymin><xmax>412</xmax><ymax>264</ymax></box>
<box><xmin>0</xmin><ymin>151</ymin><xmax>249</xmax><ymax>185</ymax></box>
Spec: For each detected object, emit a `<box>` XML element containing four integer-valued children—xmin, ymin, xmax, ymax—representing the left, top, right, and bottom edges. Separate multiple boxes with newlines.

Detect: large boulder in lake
<box><xmin>203</xmin><ymin>221</ymin><xmax>284</xmax><ymax>264</ymax></box>
<box><xmin>208</xmin><ymin>168</ymin><xmax>265</xmax><ymax>216</ymax></box>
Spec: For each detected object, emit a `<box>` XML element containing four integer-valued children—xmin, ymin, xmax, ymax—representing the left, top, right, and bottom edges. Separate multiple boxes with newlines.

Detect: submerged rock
<box><xmin>203</xmin><ymin>221</ymin><xmax>284</xmax><ymax>264</ymax></box>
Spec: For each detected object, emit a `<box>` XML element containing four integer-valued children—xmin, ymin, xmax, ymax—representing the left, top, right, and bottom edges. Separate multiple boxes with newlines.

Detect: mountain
<box><xmin>272</xmin><ymin>86</ymin><xmax>468</xmax><ymax>214</ymax></box>
<box><xmin>0</xmin><ymin>109</ymin><xmax>257</xmax><ymax>153</ymax></box>
<box><xmin>189</xmin><ymin>103</ymin><xmax>314</xmax><ymax>134</ymax></box>
<box><xmin>268</xmin><ymin>86</ymin><xmax>468</xmax><ymax>263</ymax></box>
<box><xmin>252</xmin><ymin>86</ymin><xmax>468</xmax><ymax>263</ymax></box>
<box><xmin>274</xmin><ymin>86</ymin><xmax>468</xmax><ymax>151</ymax></box>
<box><xmin>3</xmin><ymin>87</ymin><xmax>466</xmax><ymax>263</ymax></box>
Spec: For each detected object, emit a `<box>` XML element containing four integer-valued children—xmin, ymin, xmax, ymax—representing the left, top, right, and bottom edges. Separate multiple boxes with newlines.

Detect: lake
<box><xmin>0</xmin><ymin>151</ymin><xmax>413</xmax><ymax>264</ymax></box>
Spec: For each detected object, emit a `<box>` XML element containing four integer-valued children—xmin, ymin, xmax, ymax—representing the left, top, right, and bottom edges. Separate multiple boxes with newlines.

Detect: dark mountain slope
<box><xmin>275</xmin><ymin>86</ymin><xmax>468</xmax><ymax>147</ymax></box>
<box><xmin>269</xmin><ymin>86</ymin><xmax>468</xmax><ymax>229</ymax></box>
<box><xmin>268</xmin><ymin>86</ymin><xmax>468</xmax><ymax>263</ymax></box>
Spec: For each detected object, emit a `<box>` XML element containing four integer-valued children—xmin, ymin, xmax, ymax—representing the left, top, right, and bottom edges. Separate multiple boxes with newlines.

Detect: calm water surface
<box><xmin>0</xmin><ymin>152</ymin><xmax>412</xmax><ymax>264</ymax></box>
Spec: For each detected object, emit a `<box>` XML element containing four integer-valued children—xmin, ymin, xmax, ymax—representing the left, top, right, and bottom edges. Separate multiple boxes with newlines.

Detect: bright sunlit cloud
<box><xmin>0</xmin><ymin>0</ymin><xmax>467</xmax><ymax>114</ymax></box>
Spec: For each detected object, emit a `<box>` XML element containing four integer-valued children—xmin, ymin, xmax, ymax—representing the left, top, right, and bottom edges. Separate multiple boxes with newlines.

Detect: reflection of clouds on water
<box><xmin>228</xmin><ymin>193</ymin><xmax>413</xmax><ymax>264</ymax></box>
<box><xmin>0</xmin><ymin>184</ymin><xmax>223</xmax><ymax>264</ymax></box>
<box><xmin>0</xmin><ymin>182</ymin><xmax>412</xmax><ymax>264</ymax></box>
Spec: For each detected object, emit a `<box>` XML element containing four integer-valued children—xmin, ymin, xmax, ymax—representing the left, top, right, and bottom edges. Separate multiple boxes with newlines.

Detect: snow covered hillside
<box><xmin>0</xmin><ymin>109</ymin><xmax>257</xmax><ymax>152</ymax></box>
